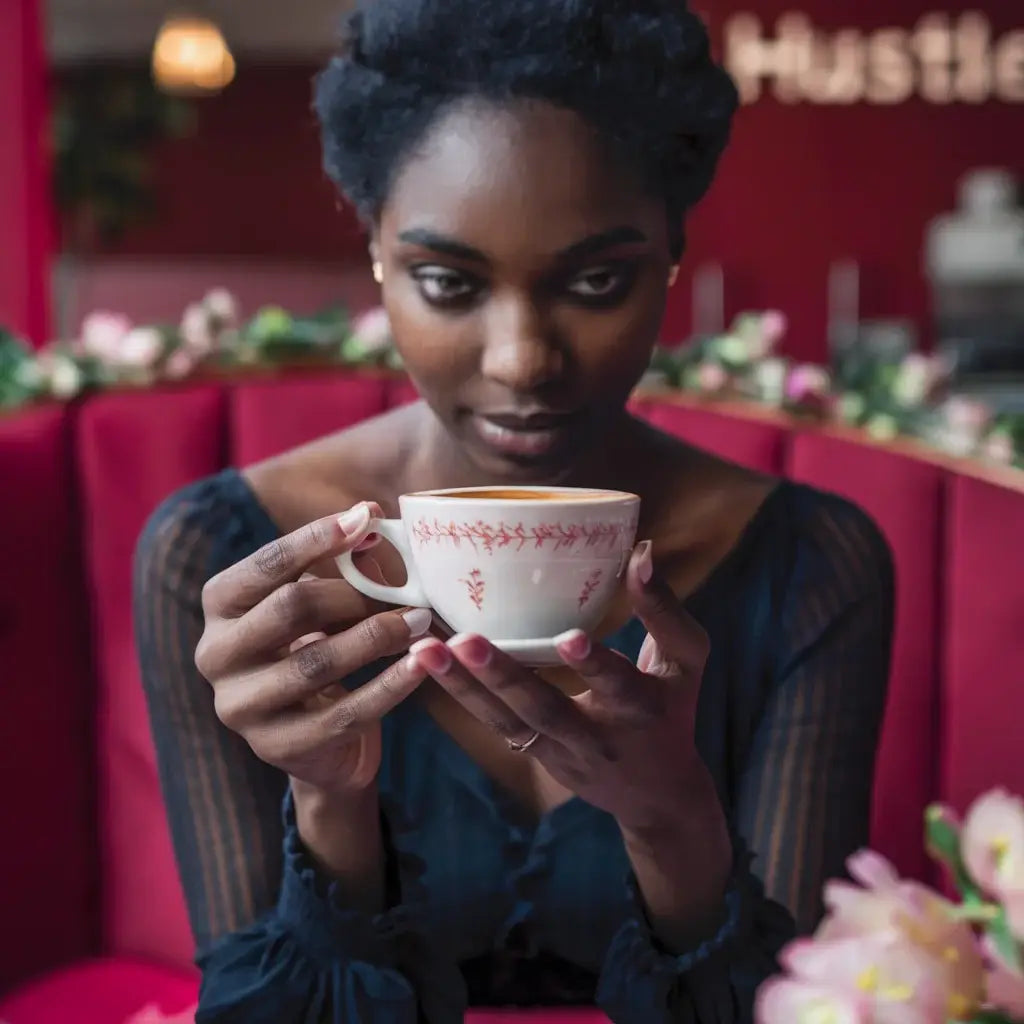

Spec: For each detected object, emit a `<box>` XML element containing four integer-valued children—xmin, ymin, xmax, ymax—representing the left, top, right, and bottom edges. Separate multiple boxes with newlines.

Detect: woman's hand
<box><xmin>407</xmin><ymin>540</ymin><xmax>717</xmax><ymax>832</ymax></box>
<box><xmin>195</xmin><ymin>502</ymin><xmax>432</xmax><ymax>797</ymax></box>
<box><xmin>407</xmin><ymin>539</ymin><xmax>733</xmax><ymax>948</ymax></box>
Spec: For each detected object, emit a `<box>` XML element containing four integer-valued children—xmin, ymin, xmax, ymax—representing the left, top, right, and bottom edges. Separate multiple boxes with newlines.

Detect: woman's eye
<box><xmin>412</xmin><ymin>267</ymin><xmax>477</xmax><ymax>304</ymax></box>
<box><xmin>567</xmin><ymin>265</ymin><xmax>634</xmax><ymax>301</ymax></box>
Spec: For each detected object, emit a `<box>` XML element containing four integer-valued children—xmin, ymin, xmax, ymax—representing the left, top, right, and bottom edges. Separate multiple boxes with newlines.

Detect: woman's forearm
<box><xmin>291</xmin><ymin>778</ymin><xmax>385</xmax><ymax>915</ymax></box>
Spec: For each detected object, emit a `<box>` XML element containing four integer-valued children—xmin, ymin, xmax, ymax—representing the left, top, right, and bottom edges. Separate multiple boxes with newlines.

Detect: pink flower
<box><xmin>755</xmin><ymin>977</ymin><xmax>869</xmax><ymax>1024</ymax></box>
<box><xmin>814</xmin><ymin>850</ymin><xmax>985</xmax><ymax>1020</ymax></box>
<box><xmin>760</xmin><ymin>310</ymin><xmax>788</xmax><ymax>349</ymax></box>
<box><xmin>80</xmin><ymin>311</ymin><xmax>132</xmax><ymax>361</ymax></box>
<box><xmin>696</xmin><ymin>361</ymin><xmax>729</xmax><ymax>393</ymax></box>
<box><xmin>203</xmin><ymin>288</ymin><xmax>238</xmax><ymax>325</ymax></box>
<box><xmin>942</xmin><ymin>397</ymin><xmax>992</xmax><ymax>436</ymax></box>
<box><xmin>979</xmin><ymin>431</ymin><xmax>1016</xmax><ymax>466</ymax></box>
<box><xmin>780</xmin><ymin>933</ymin><xmax>945</xmax><ymax>1022</ymax></box>
<box><xmin>118</xmin><ymin>327</ymin><xmax>164</xmax><ymax>369</ymax></box>
<box><xmin>785</xmin><ymin>364</ymin><xmax>831</xmax><ymax>403</ymax></box>
<box><xmin>351</xmin><ymin>306</ymin><xmax>393</xmax><ymax>354</ymax></box>
<box><xmin>962</xmin><ymin>790</ymin><xmax>1024</xmax><ymax>901</ymax></box>
<box><xmin>180</xmin><ymin>303</ymin><xmax>214</xmax><ymax>356</ymax></box>
<box><xmin>164</xmin><ymin>348</ymin><xmax>197</xmax><ymax>380</ymax></box>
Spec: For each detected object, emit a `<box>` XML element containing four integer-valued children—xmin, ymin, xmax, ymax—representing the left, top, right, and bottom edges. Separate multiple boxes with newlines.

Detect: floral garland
<box><xmin>757</xmin><ymin>787</ymin><xmax>1024</xmax><ymax>1023</ymax></box>
<box><xmin>0</xmin><ymin>290</ymin><xmax>400</xmax><ymax>408</ymax></box>
<box><xmin>1</xmin><ymin>296</ymin><xmax>1021</xmax><ymax>472</ymax></box>
<box><xmin>645</xmin><ymin>311</ymin><xmax>1023</xmax><ymax>471</ymax></box>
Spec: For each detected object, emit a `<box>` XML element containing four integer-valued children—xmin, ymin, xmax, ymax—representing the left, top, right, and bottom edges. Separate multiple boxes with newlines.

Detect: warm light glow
<box><xmin>723</xmin><ymin>11</ymin><xmax>1024</xmax><ymax>105</ymax></box>
<box><xmin>152</xmin><ymin>16</ymin><xmax>236</xmax><ymax>95</ymax></box>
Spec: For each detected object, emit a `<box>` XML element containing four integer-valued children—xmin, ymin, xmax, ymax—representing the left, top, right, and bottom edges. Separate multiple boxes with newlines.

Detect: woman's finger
<box><xmin>552</xmin><ymin>630</ymin><xmax>665</xmax><ymax>717</ymax></box>
<box><xmin>408</xmin><ymin>637</ymin><xmax>545</xmax><ymax>751</ymax></box>
<box><xmin>215</xmin><ymin>606</ymin><xmax>432</xmax><ymax>727</ymax></box>
<box><xmin>444</xmin><ymin>634</ymin><xmax>595</xmax><ymax>752</ymax></box>
<box><xmin>255</xmin><ymin>654</ymin><xmax>429</xmax><ymax>762</ymax></box>
<box><xmin>202</xmin><ymin>502</ymin><xmax>384</xmax><ymax>618</ymax></box>
<box><xmin>625</xmin><ymin>541</ymin><xmax>710</xmax><ymax>673</ymax></box>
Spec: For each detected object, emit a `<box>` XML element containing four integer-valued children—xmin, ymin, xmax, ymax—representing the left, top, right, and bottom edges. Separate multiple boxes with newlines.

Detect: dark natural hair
<box><xmin>314</xmin><ymin>0</ymin><xmax>738</xmax><ymax>258</ymax></box>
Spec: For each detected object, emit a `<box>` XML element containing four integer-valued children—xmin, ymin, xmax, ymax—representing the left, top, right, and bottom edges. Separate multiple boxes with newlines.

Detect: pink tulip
<box><xmin>781</xmin><ymin>934</ymin><xmax>947</xmax><ymax>1022</ymax></box>
<box><xmin>962</xmin><ymin>790</ymin><xmax>1024</xmax><ymax>899</ymax></box>
<box><xmin>815</xmin><ymin>850</ymin><xmax>985</xmax><ymax>1019</ymax></box>
<box><xmin>755</xmin><ymin>977</ymin><xmax>869</xmax><ymax>1024</ymax></box>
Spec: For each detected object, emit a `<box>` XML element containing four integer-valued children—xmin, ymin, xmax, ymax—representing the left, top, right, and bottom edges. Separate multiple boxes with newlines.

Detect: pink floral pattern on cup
<box><xmin>578</xmin><ymin>568</ymin><xmax>603</xmax><ymax>610</ymax></box>
<box><xmin>460</xmin><ymin>569</ymin><xmax>486</xmax><ymax>611</ymax></box>
<box><xmin>412</xmin><ymin>518</ymin><xmax>626</xmax><ymax>555</ymax></box>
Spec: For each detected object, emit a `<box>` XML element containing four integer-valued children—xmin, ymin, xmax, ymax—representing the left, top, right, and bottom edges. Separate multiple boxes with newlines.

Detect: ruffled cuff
<box><xmin>194</xmin><ymin>792</ymin><xmax>466</xmax><ymax>1024</ymax></box>
<box><xmin>596</xmin><ymin>850</ymin><xmax>793</xmax><ymax>1024</ymax></box>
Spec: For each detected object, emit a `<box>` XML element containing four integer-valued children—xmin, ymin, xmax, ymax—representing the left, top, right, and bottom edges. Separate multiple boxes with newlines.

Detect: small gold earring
<box><xmin>667</xmin><ymin>265</ymin><xmax>680</xmax><ymax>288</ymax></box>
<box><xmin>372</xmin><ymin>261</ymin><xmax>384</xmax><ymax>285</ymax></box>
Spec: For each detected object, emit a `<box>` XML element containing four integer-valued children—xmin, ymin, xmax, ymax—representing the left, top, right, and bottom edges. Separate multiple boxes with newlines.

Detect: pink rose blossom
<box><xmin>785</xmin><ymin>364</ymin><xmax>831</xmax><ymax>403</ymax></box>
<box><xmin>696</xmin><ymin>361</ymin><xmax>729</xmax><ymax>392</ymax></box>
<box><xmin>351</xmin><ymin>306</ymin><xmax>393</xmax><ymax>354</ymax></box>
<box><xmin>942</xmin><ymin>396</ymin><xmax>992</xmax><ymax>436</ymax></box>
<box><xmin>118</xmin><ymin>327</ymin><xmax>164</xmax><ymax>369</ymax></box>
<box><xmin>203</xmin><ymin>288</ymin><xmax>239</xmax><ymax>325</ymax></box>
<box><xmin>980</xmin><ymin>432</ymin><xmax>1016</xmax><ymax>465</ymax></box>
<box><xmin>80</xmin><ymin>311</ymin><xmax>132</xmax><ymax>362</ymax></box>
<box><xmin>164</xmin><ymin>348</ymin><xmax>197</xmax><ymax>380</ymax></box>
<box><xmin>180</xmin><ymin>303</ymin><xmax>215</xmax><ymax>356</ymax></box>
<box><xmin>760</xmin><ymin>310</ymin><xmax>788</xmax><ymax>348</ymax></box>
<box><xmin>962</xmin><ymin>789</ymin><xmax>1024</xmax><ymax>899</ymax></box>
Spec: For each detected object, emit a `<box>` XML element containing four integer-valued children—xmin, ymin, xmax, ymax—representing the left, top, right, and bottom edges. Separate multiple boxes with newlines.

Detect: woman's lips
<box><xmin>469</xmin><ymin>412</ymin><xmax>577</xmax><ymax>458</ymax></box>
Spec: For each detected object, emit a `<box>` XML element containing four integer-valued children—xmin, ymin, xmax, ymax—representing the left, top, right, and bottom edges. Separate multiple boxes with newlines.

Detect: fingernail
<box><xmin>635</xmin><ymin>540</ymin><xmax>653</xmax><ymax>584</ymax></box>
<box><xmin>448</xmin><ymin>633</ymin><xmax>492</xmax><ymax>668</ymax></box>
<box><xmin>554</xmin><ymin>628</ymin><xmax>591</xmax><ymax>660</ymax></box>
<box><xmin>338</xmin><ymin>504</ymin><xmax>370</xmax><ymax>536</ymax></box>
<box><xmin>402</xmin><ymin>607</ymin><xmax>433</xmax><ymax>638</ymax></box>
<box><xmin>299</xmin><ymin>572</ymin><xmax>317</xmax><ymax>582</ymax></box>
<box><xmin>354</xmin><ymin>532</ymin><xmax>380</xmax><ymax>552</ymax></box>
<box><xmin>410</xmin><ymin>637</ymin><xmax>452</xmax><ymax>674</ymax></box>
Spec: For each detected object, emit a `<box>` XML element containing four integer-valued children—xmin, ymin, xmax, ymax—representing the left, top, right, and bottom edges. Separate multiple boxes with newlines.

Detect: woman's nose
<box><xmin>479</xmin><ymin>300</ymin><xmax>564</xmax><ymax>391</ymax></box>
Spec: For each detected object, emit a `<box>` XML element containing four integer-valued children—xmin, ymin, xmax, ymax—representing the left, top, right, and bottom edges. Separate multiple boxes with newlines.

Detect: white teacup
<box><xmin>337</xmin><ymin>485</ymin><xmax>641</xmax><ymax>666</ymax></box>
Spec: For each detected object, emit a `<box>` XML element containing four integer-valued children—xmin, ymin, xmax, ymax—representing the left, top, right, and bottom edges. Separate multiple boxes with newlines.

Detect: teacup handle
<box><xmin>336</xmin><ymin>518</ymin><xmax>431</xmax><ymax>608</ymax></box>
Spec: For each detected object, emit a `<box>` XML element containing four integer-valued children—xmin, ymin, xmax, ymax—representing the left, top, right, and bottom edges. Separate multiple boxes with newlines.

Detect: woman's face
<box><xmin>377</xmin><ymin>98</ymin><xmax>674</xmax><ymax>482</ymax></box>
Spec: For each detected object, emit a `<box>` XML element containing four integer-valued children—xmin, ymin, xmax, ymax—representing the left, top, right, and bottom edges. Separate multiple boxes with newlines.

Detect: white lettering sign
<box><xmin>722</xmin><ymin>11</ymin><xmax>1024</xmax><ymax>104</ymax></box>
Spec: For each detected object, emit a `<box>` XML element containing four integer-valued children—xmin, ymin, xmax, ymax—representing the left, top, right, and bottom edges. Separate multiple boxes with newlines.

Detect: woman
<box><xmin>134</xmin><ymin>0</ymin><xmax>895</xmax><ymax>1020</ymax></box>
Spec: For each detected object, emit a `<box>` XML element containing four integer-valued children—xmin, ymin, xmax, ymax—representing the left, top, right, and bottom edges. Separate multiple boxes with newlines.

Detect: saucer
<box><xmin>492</xmin><ymin>637</ymin><xmax>566</xmax><ymax>667</ymax></box>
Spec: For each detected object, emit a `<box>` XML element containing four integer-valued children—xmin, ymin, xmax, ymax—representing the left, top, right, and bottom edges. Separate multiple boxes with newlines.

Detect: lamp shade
<box><xmin>152</xmin><ymin>15</ymin><xmax>235</xmax><ymax>95</ymax></box>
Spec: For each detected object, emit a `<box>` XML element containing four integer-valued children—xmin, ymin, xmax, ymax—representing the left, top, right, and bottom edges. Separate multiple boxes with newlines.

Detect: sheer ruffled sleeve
<box><xmin>195</xmin><ymin>792</ymin><xmax>467</xmax><ymax>1024</ymax></box>
<box><xmin>596</xmin><ymin>488</ymin><xmax>894</xmax><ymax>1023</ymax></box>
<box><xmin>135</xmin><ymin>473</ymin><xmax>466</xmax><ymax>1022</ymax></box>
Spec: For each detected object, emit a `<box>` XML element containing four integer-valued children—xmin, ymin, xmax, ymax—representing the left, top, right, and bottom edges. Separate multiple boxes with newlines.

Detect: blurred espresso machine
<box><xmin>925</xmin><ymin>168</ymin><xmax>1024</xmax><ymax>412</ymax></box>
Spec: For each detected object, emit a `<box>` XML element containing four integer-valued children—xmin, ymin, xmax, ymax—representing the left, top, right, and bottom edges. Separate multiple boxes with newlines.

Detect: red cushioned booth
<box><xmin>2</xmin><ymin>373</ymin><xmax>1023</xmax><ymax>1023</ymax></box>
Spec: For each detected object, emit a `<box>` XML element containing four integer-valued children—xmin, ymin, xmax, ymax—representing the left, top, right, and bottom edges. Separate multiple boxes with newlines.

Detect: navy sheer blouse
<box><xmin>133</xmin><ymin>469</ymin><xmax>894</xmax><ymax>1023</ymax></box>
